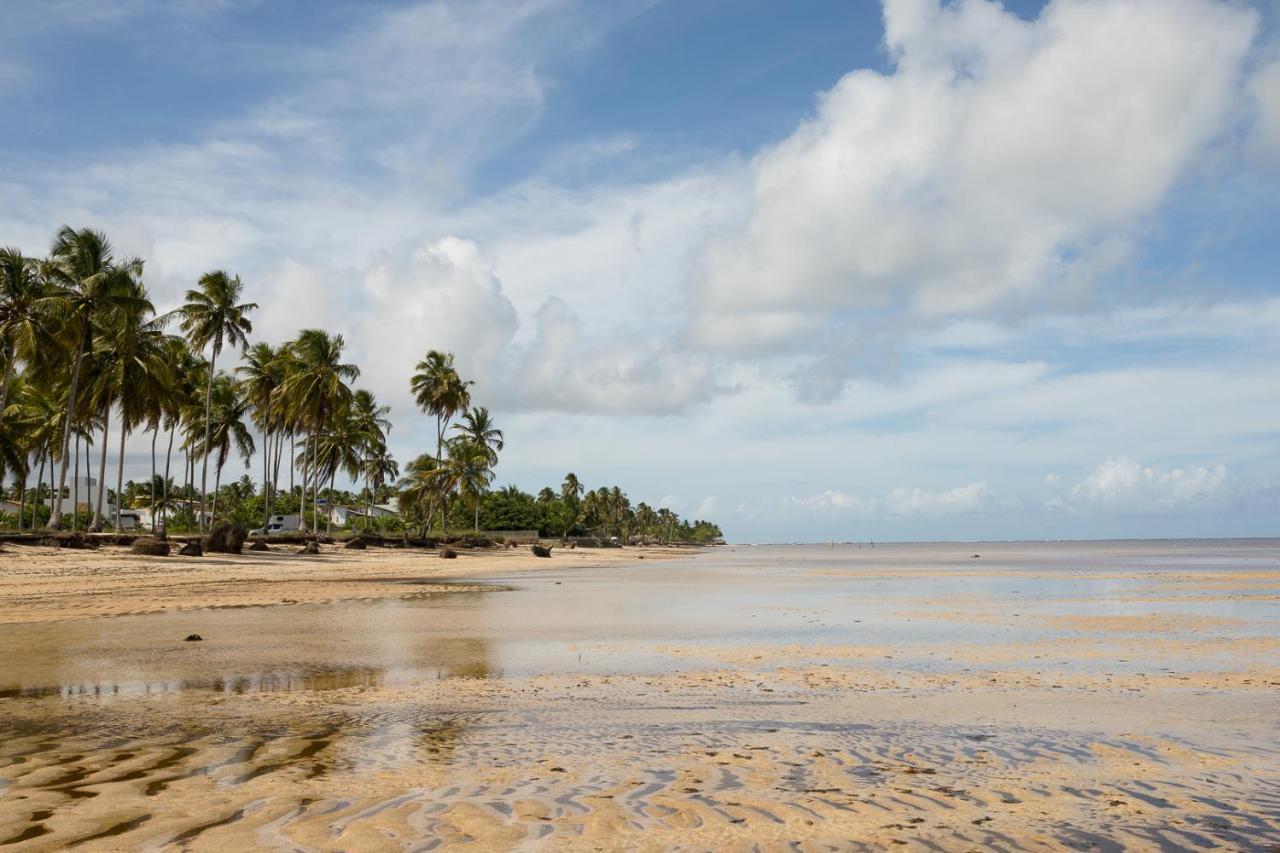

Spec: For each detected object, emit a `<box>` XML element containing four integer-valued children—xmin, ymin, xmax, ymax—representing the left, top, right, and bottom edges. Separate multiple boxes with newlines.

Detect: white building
<box><xmin>328</xmin><ymin>504</ymin><xmax>398</xmax><ymax>526</ymax></box>
<box><xmin>44</xmin><ymin>476</ymin><xmax>118</xmax><ymax>517</ymax></box>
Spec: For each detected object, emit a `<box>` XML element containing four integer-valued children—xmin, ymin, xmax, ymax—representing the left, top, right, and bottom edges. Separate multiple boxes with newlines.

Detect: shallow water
<box><xmin>1</xmin><ymin>539</ymin><xmax>1275</xmax><ymax>697</ymax></box>
<box><xmin>1</xmin><ymin>540</ymin><xmax>1278</xmax><ymax>849</ymax></box>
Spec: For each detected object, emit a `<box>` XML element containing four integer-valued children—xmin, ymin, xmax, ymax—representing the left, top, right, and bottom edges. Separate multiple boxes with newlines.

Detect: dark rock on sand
<box><xmin>130</xmin><ymin>537</ymin><xmax>171</xmax><ymax>556</ymax></box>
<box><xmin>184</xmin><ymin>634</ymin><xmax>203</xmax><ymax>642</ymax></box>
<box><xmin>344</xmin><ymin>538</ymin><xmax>367</xmax><ymax>550</ymax></box>
<box><xmin>440</xmin><ymin>548</ymin><xmax>457</xmax><ymax>559</ymax></box>
<box><xmin>178</xmin><ymin>541</ymin><xmax>203</xmax><ymax>557</ymax></box>
<box><xmin>203</xmin><ymin>522</ymin><xmax>248</xmax><ymax>554</ymax></box>
<box><xmin>531</xmin><ymin>544</ymin><xmax>553</xmax><ymax>558</ymax></box>
<box><xmin>249</xmin><ymin>539</ymin><xmax>269</xmax><ymax>551</ymax></box>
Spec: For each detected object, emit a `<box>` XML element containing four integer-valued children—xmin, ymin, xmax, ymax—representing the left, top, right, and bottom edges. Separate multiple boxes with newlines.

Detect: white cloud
<box><xmin>1248</xmin><ymin>59</ymin><xmax>1280</xmax><ymax>159</ymax></box>
<box><xmin>690</xmin><ymin>0</ymin><xmax>1258</xmax><ymax>352</ymax></box>
<box><xmin>1049</xmin><ymin>455</ymin><xmax>1233</xmax><ymax>514</ymax></box>
<box><xmin>784</xmin><ymin>481</ymin><xmax>1000</xmax><ymax>519</ymax></box>
<box><xmin>694</xmin><ymin>496</ymin><xmax>719</xmax><ymax>518</ymax></box>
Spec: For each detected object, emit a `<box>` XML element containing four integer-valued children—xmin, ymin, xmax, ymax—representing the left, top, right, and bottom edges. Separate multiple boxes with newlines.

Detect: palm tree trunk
<box><xmin>72</xmin><ymin>432</ymin><xmax>80</xmax><ymax>532</ymax></box>
<box><xmin>0</xmin><ymin>342</ymin><xmax>16</xmax><ymax>413</ymax></box>
<box><xmin>288</xmin><ymin>433</ymin><xmax>294</xmax><ymax>511</ymax></box>
<box><xmin>262</xmin><ymin>426</ymin><xmax>271</xmax><ymax>531</ymax></box>
<box><xmin>50</xmin><ymin>328</ymin><xmax>88</xmax><ymax>529</ymax></box>
<box><xmin>149</xmin><ymin>428</ymin><xmax>157</xmax><ymax>532</ymax></box>
<box><xmin>17</xmin><ymin>458</ymin><xmax>27</xmax><ymax>532</ymax></box>
<box><xmin>114</xmin><ymin>424</ymin><xmax>127</xmax><ymax>532</ymax></box>
<box><xmin>92</xmin><ymin>408</ymin><xmax>111</xmax><ymax>531</ymax></box>
<box><xmin>199</xmin><ymin>346</ymin><xmax>218</xmax><ymax>533</ymax></box>
<box><xmin>162</xmin><ymin>423</ymin><xmax>175</xmax><ymax>537</ymax></box>
<box><xmin>327</xmin><ymin>470</ymin><xmax>335</xmax><ymax>535</ymax></box>
<box><xmin>34</xmin><ymin>450</ymin><xmax>46</xmax><ymax>528</ymax></box>
<box><xmin>299</xmin><ymin>434</ymin><xmax>309</xmax><ymax>533</ymax></box>
<box><xmin>211</xmin><ymin>462</ymin><xmax>222</xmax><ymax>524</ymax></box>
<box><xmin>272</xmin><ymin>431</ymin><xmax>283</xmax><ymax>505</ymax></box>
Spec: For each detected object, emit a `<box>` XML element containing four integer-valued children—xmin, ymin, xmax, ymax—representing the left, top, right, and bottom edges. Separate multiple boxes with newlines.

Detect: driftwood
<box><xmin>531</xmin><ymin>544</ymin><xmax>553</xmax><ymax>558</ymax></box>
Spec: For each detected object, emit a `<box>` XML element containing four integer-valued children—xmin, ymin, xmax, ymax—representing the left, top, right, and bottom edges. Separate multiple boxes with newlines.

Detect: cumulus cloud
<box><xmin>252</xmin><ymin>237</ymin><xmax>720</xmax><ymax>426</ymax></box>
<box><xmin>1248</xmin><ymin>59</ymin><xmax>1280</xmax><ymax>159</ymax></box>
<box><xmin>785</xmin><ymin>481</ymin><xmax>1000</xmax><ymax>518</ymax></box>
<box><xmin>690</xmin><ymin>0</ymin><xmax>1258</xmax><ymax>352</ymax></box>
<box><xmin>1048</xmin><ymin>455</ymin><xmax>1233</xmax><ymax>514</ymax></box>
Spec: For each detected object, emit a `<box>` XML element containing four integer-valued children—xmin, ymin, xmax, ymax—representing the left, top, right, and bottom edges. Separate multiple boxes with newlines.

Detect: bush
<box><xmin>203</xmin><ymin>521</ymin><xmax>248</xmax><ymax>554</ymax></box>
<box><xmin>130</xmin><ymin>537</ymin><xmax>171</xmax><ymax>556</ymax></box>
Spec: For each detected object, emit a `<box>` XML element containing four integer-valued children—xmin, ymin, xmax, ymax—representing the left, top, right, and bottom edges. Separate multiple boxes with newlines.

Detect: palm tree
<box><xmin>0</xmin><ymin>248</ymin><xmax>54</xmax><ymax>412</ymax></box>
<box><xmin>193</xmin><ymin>372</ymin><xmax>254</xmax><ymax>525</ymax></box>
<box><xmin>178</xmin><ymin>270</ymin><xmax>256</xmax><ymax>532</ymax></box>
<box><xmin>445</xmin><ymin>437</ymin><xmax>494</xmax><ymax>534</ymax></box>
<box><xmin>351</xmin><ymin>389</ymin><xmax>392</xmax><ymax>529</ymax></box>
<box><xmin>364</xmin><ymin>448</ymin><xmax>399</xmax><ymax>529</ymax></box>
<box><xmin>99</xmin><ymin>286</ymin><xmax>169</xmax><ymax>531</ymax></box>
<box><xmin>309</xmin><ymin>405</ymin><xmax>364</xmax><ymax>535</ymax></box>
<box><xmin>410</xmin><ymin>350</ymin><xmax>472</xmax><ymax>530</ymax></box>
<box><xmin>42</xmin><ymin>227</ymin><xmax>145</xmax><ymax>529</ymax></box>
<box><xmin>238</xmin><ymin>342</ymin><xmax>284</xmax><ymax>531</ymax></box>
<box><xmin>452</xmin><ymin>407</ymin><xmax>503</xmax><ymax>532</ymax></box>
<box><xmin>277</xmin><ymin>330</ymin><xmax>358</xmax><ymax>532</ymax></box>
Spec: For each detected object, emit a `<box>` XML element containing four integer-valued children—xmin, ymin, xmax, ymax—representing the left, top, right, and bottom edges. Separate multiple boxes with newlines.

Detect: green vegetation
<box><xmin>0</xmin><ymin>226</ymin><xmax>723</xmax><ymax>544</ymax></box>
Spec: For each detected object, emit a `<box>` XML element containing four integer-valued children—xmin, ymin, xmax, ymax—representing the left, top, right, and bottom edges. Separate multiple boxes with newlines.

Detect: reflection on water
<box><xmin>0</xmin><ymin>541</ymin><xmax>1277</xmax><ymax>849</ymax></box>
<box><xmin>0</xmin><ymin>539</ymin><xmax>1277</xmax><ymax>699</ymax></box>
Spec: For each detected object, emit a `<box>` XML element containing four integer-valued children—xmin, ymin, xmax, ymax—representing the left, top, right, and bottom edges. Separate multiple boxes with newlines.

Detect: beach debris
<box><xmin>41</xmin><ymin>531</ymin><xmax>95</xmax><ymax>549</ymax></box>
<box><xmin>203</xmin><ymin>521</ymin><xmax>249</xmax><ymax>554</ymax></box>
<box><xmin>440</xmin><ymin>548</ymin><xmax>457</xmax><ymax>559</ymax></box>
<box><xmin>178</xmin><ymin>541</ymin><xmax>203</xmax><ymax>557</ymax></box>
<box><xmin>531</xmin><ymin>544</ymin><xmax>553</xmax><ymax>558</ymax></box>
<box><xmin>344</xmin><ymin>538</ymin><xmax>368</xmax><ymax>550</ymax></box>
<box><xmin>184</xmin><ymin>634</ymin><xmax>203</xmax><ymax>642</ymax></box>
<box><xmin>972</xmin><ymin>554</ymin><xmax>981</xmax><ymax>558</ymax></box>
<box><xmin>249</xmin><ymin>539</ymin><xmax>269</xmax><ymax>551</ymax></box>
<box><xmin>297</xmin><ymin>541</ymin><xmax>321</xmax><ymax>555</ymax></box>
<box><xmin>130</xmin><ymin>537</ymin><xmax>171</xmax><ymax>556</ymax></box>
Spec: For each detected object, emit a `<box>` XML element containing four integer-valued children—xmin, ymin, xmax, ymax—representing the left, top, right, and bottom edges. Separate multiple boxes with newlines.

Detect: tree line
<box><xmin>0</xmin><ymin>226</ymin><xmax>722</xmax><ymax>545</ymax></box>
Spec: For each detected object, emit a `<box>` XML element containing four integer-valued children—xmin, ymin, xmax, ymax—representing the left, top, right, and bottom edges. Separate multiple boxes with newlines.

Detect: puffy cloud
<box><xmin>690</xmin><ymin>0</ymin><xmax>1258</xmax><ymax>351</ymax></box>
<box><xmin>1049</xmin><ymin>455</ymin><xmax>1233</xmax><ymax>514</ymax></box>
<box><xmin>253</xmin><ymin>237</ymin><xmax>720</xmax><ymax>428</ymax></box>
<box><xmin>785</xmin><ymin>481</ymin><xmax>1000</xmax><ymax>518</ymax></box>
<box><xmin>1248</xmin><ymin>59</ymin><xmax>1280</xmax><ymax>159</ymax></box>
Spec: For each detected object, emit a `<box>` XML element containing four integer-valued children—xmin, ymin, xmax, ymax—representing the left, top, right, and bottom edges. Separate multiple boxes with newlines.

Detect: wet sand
<box><xmin>1</xmin><ymin>540</ymin><xmax>1278</xmax><ymax>850</ymax></box>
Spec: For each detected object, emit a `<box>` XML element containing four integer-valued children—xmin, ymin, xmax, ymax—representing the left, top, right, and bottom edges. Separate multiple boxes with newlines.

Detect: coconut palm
<box><xmin>98</xmin><ymin>287</ymin><xmax>169</xmax><ymax>531</ymax></box>
<box><xmin>309</xmin><ymin>406</ymin><xmax>365</xmax><ymax>535</ymax></box>
<box><xmin>191</xmin><ymin>372</ymin><xmax>254</xmax><ymax>525</ymax></box>
<box><xmin>277</xmin><ymin>330</ymin><xmax>358</xmax><ymax>532</ymax></box>
<box><xmin>41</xmin><ymin>227</ymin><xmax>146</xmax><ymax>529</ymax></box>
<box><xmin>0</xmin><ymin>248</ymin><xmax>55</xmax><ymax>412</ymax></box>
<box><xmin>237</xmin><ymin>342</ymin><xmax>284</xmax><ymax>530</ymax></box>
<box><xmin>351</xmin><ymin>389</ymin><xmax>392</xmax><ymax>528</ymax></box>
<box><xmin>446</xmin><ymin>437</ymin><xmax>494</xmax><ymax>534</ymax></box>
<box><xmin>364</xmin><ymin>447</ymin><xmax>399</xmax><ymax>528</ymax></box>
<box><xmin>410</xmin><ymin>350</ymin><xmax>472</xmax><ymax>529</ymax></box>
<box><xmin>178</xmin><ymin>270</ymin><xmax>256</xmax><ymax>532</ymax></box>
<box><xmin>451</xmin><ymin>408</ymin><xmax>502</xmax><ymax>532</ymax></box>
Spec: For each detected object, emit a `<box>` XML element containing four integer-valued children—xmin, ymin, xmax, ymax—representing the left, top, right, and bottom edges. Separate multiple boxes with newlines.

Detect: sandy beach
<box><xmin>0</xmin><ymin>542</ymin><xmax>682</xmax><ymax>624</ymax></box>
<box><xmin>0</xmin><ymin>540</ymin><xmax>1278</xmax><ymax>850</ymax></box>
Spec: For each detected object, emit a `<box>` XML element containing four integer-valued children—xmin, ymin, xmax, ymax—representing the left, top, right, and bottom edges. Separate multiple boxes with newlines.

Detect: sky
<box><xmin>3</xmin><ymin>0</ymin><xmax>1280</xmax><ymax>542</ymax></box>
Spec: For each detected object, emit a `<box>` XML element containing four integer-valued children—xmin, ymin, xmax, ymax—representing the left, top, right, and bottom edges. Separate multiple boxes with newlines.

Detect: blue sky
<box><xmin>3</xmin><ymin>0</ymin><xmax>1280</xmax><ymax>541</ymax></box>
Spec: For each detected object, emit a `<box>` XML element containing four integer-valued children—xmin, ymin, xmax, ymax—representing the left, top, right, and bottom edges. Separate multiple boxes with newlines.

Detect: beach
<box><xmin>0</xmin><ymin>540</ymin><xmax>1277</xmax><ymax>850</ymax></box>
